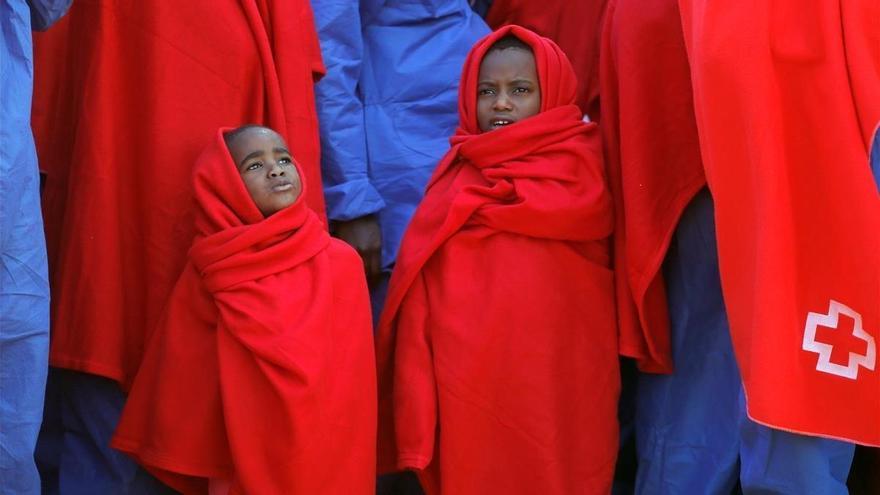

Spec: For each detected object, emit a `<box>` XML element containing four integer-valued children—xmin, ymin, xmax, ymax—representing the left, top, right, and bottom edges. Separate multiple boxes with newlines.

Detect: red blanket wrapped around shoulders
<box><xmin>376</xmin><ymin>26</ymin><xmax>619</xmax><ymax>495</ymax></box>
<box><xmin>111</xmin><ymin>129</ymin><xmax>376</xmax><ymax>494</ymax></box>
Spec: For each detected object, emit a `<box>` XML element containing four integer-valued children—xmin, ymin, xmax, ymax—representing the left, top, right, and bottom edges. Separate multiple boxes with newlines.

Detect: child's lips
<box><xmin>271</xmin><ymin>181</ymin><xmax>293</xmax><ymax>192</ymax></box>
<box><xmin>490</xmin><ymin>117</ymin><xmax>515</xmax><ymax>128</ymax></box>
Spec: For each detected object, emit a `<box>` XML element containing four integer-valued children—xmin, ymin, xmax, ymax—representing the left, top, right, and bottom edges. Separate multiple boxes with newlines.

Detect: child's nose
<box><xmin>268</xmin><ymin>162</ymin><xmax>285</xmax><ymax>177</ymax></box>
<box><xmin>493</xmin><ymin>93</ymin><xmax>513</xmax><ymax>111</ymax></box>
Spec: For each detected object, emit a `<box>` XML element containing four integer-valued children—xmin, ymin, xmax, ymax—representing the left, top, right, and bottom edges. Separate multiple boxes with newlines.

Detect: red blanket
<box><xmin>678</xmin><ymin>0</ymin><xmax>880</xmax><ymax>445</ymax></box>
<box><xmin>111</xmin><ymin>129</ymin><xmax>376</xmax><ymax>494</ymax></box>
<box><xmin>31</xmin><ymin>0</ymin><xmax>326</xmax><ymax>387</ymax></box>
<box><xmin>599</xmin><ymin>0</ymin><xmax>705</xmax><ymax>372</ymax></box>
<box><xmin>485</xmin><ymin>0</ymin><xmax>608</xmax><ymax>118</ymax></box>
<box><xmin>376</xmin><ymin>26</ymin><xmax>619</xmax><ymax>494</ymax></box>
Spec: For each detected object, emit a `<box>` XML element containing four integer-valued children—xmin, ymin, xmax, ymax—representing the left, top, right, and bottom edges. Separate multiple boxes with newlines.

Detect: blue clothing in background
<box><xmin>0</xmin><ymin>2</ymin><xmax>69</xmax><ymax>493</ymax></box>
<box><xmin>26</xmin><ymin>0</ymin><xmax>68</xmax><ymax>30</ymax></box>
<box><xmin>468</xmin><ymin>0</ymin><xmax>494</xmax><ymax>17</ymax></box>
<box><xmin>635</xmin><ymin>189</ymin><xmax>854</xmax><ymax>495</ymax></box>
<box><xmin>36</xmin><ymin>370</ymin><xmax>176</xmax><ymax>495</ymax></box>
<box><xmin>871</xmin><ymin>125</ymin><xmax>879</xmax><ymax>189</ymax></box>
<box><xmin>311</xmin><ymin>0</ymin><xmax>489</xmax><ymax>270</ymax></box>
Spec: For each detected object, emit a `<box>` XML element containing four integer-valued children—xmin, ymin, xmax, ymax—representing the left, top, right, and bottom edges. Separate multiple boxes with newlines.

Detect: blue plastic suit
<box><xmin>635</xmin><ymin>189</ymin><xmax>855</xmax><ymax>494</ymax></box>
<box><xmin>0</xmin><ymin>1</ymin><xmax>69</xmax><ymax>493</ymax></box>
<box><xmin>311</xmin><ymin>0</ymin><xmax>489</xmax><ymax>271</ymax></box>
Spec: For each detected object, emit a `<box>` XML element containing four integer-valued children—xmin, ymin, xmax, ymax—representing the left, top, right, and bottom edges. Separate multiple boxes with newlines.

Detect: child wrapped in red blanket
<box><xmin>112</xmin><ymin>126</ymin><xmax>376</xmax><ymax>494</ymax></box>
<box><xmin>376</xmin><ymin>26</ymin><xmax>619</xmax><ymax>495</ymax></box>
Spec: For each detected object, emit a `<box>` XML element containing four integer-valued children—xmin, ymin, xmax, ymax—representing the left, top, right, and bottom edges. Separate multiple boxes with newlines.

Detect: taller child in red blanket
<box><xmin>112</xmin><ymin>126</ymin><xmax>377</xmax><ymax>495</ymax></box>
<box><xmin>376</xmin><ymin>26</ymin><xmax>619</xmax><ymax>495</ymax></box>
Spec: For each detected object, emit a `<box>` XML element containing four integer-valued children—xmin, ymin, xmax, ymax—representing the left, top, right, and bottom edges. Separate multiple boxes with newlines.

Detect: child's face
<box><xmin>476</xmin><ymin>48</ymin><xmax>541</xmax><ymax>132</ymax></box>
<box><xmin>227</xmin><ymin>127</ymin><xmax>302</xmax><ymax>217</ymax></box>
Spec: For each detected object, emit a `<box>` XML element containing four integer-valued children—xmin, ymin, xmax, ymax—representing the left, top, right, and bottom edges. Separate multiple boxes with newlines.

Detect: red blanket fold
<box><xmin>31</xmin><ymin>0</ymin><xmax>326</xmax><ymax>387</ymax></box>
<box><xmin>111</xmin><ymin>129</ymin><xmax>376</xmax><ymax>494</ymax></box>
<box><xmin>678</xmin><ymin>0</ymin><xmax>880</xmax><ymax>445</ymax></box>
<box><xmin>599</xmin><ymin>0</ymin><xmax>705</xmax><ymax>373</ymax></box>
<box><xmin>376</xmin><ymin>26</ymin><xmax>619</xmax><ymax>494</ymax></box>
<box><xmin>485</xmin><ymin>0</ymin><xmax>608</xmax><ymax>118</ymax></box>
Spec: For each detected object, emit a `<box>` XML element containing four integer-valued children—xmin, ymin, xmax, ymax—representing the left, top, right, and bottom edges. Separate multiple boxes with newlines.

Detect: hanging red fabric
<box><xmin>112</xmin><ymin>128</ymin><xmax>376</xmax><ymax>494</ymax></box>
<box><xmin>598</xmin><ymin>0</ymin><xmax>706</xmax><ymax>373</ymax></box>
<box><xmin>376</xmin><ymin>26</ymin><xmax>619</xmax><ymax>494</ymax></box>
<box><xmin>678</xmin><ymin>0</ymin><xmax>880</xmax><ymax>445</ymax></box>
<box><xmin>31</xmin><ymin>0</ymin><xmax>326</xmax><ymax>388</ymax></box>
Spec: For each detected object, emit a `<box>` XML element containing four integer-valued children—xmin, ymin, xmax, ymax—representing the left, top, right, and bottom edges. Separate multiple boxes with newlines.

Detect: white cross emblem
<box><xmin>802</xmin><ymin>300</ymin><xmax>876</xmax><ymax>380</ymax></box>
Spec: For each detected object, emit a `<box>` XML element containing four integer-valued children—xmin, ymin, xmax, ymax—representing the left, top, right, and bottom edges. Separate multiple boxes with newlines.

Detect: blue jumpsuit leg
<box><xmin>635</xmin><ymin>189</ymin><xmax>741</xmax><ymax>495</ymax></box>
<box><xmin>635</xmin><ymin>189</ymin><xmax>855</xmax><ymax>494</ymax></box>
<box><xmin>738</xmin><ymin>400</ymin><xmax>853</xmax><ymax>494</ymax></box>
<box><xmin>56</xmin><ymin>371</ymin><xmax>176</xmax><ymax>495</ymax></box>
<box><xmin>35</xmin><ymin>369</ymin><xmax>63</xmax><ymax>494</ymax></box>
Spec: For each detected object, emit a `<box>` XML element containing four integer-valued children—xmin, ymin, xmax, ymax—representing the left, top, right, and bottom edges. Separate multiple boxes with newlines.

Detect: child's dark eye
<box><xmin>246</xmin><ymin>162</ymin><xmax>263</xmax><ymax>171</ymax></box>
<box><xmin>478</xmin><ymin>88</ymin><xmax>495</xmax><ymax>96</ymax></box>
<box><xmin>514</xmin><ymin>87</ymin><xmax>529</xmax><ymax>94</ymax></box>
<box><xmin>279</xmin><ymin>157</ymin><xmax>292</xmax><ymax>165</ymax></box>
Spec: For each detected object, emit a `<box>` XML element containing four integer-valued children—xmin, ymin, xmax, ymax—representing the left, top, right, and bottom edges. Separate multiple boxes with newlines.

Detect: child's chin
<box><xmin>278</xmin><ymin>196</ymin><xmax>299</xmax><ymax>210</ymax></box>
<box><xmin>262</xmin><ymin>196</ymin><xmax>300</xmax><ymax>217</ymax></box>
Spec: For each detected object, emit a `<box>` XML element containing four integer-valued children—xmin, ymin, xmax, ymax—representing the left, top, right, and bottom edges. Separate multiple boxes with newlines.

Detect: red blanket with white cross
<box><xmin>678</xmin><ymin>0</ymin><xmax>880</xmax><ymax>445</ymax></box>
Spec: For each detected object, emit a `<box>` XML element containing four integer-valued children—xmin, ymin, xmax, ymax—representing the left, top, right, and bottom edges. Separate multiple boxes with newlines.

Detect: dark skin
<box><xmin>476</xmin><ymin>47</ymin><xmax>542</xmax><ymax>132</ymax></box>
<box><xmin>226</xmin><ymin>127</ymin><xmax>302</xmax><ymax>217</ymax></box>
<box><xmin>332</xmin><ymin>215</ymin><xmax>382</xmax><ymax>286</ymax></box>
<box><xmin>227</xmin><ymin>127</ymin><xmax>380</xmax><ymax>281</ymax></box>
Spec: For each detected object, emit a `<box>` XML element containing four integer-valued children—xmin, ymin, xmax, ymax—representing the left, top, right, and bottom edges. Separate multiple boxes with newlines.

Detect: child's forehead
<box><xmin>226</xmin><ymin>127</ymin><xmax>287</xmax><ymax>153</ymax></box>
<box><xmin>478</xmin><ymin>47</ymin><xmax>537</xmax><ymax>76</ymax></box>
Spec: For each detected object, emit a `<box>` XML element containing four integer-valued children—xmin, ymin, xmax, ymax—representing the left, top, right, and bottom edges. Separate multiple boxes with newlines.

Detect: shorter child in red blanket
<box><xmin>112</xmin><ymin>125</ymin><xmax>377</xmax><ymax>495</ymax></box>
<box><xmin>376</xmin><ymin>26</ymin><xmax>620</xmax><ymax>495</ymax></box>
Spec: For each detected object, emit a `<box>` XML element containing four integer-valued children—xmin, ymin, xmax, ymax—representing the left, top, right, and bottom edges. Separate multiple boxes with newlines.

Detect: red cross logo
<box><xmin>802</xmin><ymin>300</ymin><xmax>876</xmax><ymax>380</ymax></box>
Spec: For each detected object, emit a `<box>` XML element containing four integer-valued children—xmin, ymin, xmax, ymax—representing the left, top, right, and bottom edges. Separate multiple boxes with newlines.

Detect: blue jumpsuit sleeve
<box><xmin>310</xmin><ymin>0</ymin><xmax>386</xmax><ymax>222</ymax></box>
<box><xmin>27</xmin><ymin>0</ymin><xmax>71</xmax><ymax>31</ymax></box>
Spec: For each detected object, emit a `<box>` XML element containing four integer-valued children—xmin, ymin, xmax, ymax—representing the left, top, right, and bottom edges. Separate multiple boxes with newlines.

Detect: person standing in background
<box><xmin>602</xmin><ymin>0</ymin><xmax>877</xmax><ymax>493</ymax></box>
<box><xmin>677</xmin><ymin>0</ymin><xmax>879</xmax><ymax>453</ymax></box>
<box><xmin>0</xmin><ymin>2</ymin><xmax>70</xmax><ymax>494</ymax></box>
<box><xmin>310</xmin><ymin>0</ymin><xmax>488</xmax><ymax>320</ymax></box>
